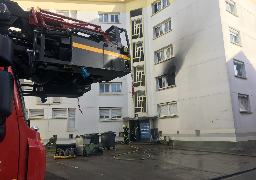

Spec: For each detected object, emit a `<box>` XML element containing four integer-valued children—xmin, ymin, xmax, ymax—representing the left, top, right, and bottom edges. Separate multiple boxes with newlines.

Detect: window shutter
<box><xmin>111</xmin><ymin>109</ymin><xmax>122</xmax><ymax>119</ymax></box>
<box><xmin>169</xmin><ymin>103</ymin><xmax>178</xmax><ymax>115</ymax></box>
<box><xmin>53</xmin><ymin>108</ymin><xmax>67</xmax><ymax>118</ymax></box>
<box><xmin>68</xmin><ymin>109</ymin><xmax>75</xmax><ymax>129</ymax></box>
<box><xmin>160</xmin><ymin>105</ymin><xmax>168</xmax><ymax>116</ymax></box>
<box><xmin>100</xmin><ymin>109</ymin><xmax>109</xmax><ymax>119</ymax></box>
<box><xmin>30</xmin><ymin>109</ymin><xmax>44</xmax><ymax>118</ymax></box>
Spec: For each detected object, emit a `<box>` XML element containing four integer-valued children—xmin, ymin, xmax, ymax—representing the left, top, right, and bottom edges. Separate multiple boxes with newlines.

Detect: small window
<box><xmin>99</xmin><ymin>83</ymin><xmax>122</xmax><ymax>94</ymax></box>
<box><xmin>29</xmin><ymin>109</ymin><xmax>44</xmax><ymax>118</ymax></box>
<box><xmin>229</xmin><ymin>27</ymin><xmax>240</xmax><ymax>45</ymax></box>
<box><xmin>99</xmin><ymin>108</ymin><xmax>122</xmax><ymax>120</ymax></box>
<box><xmin>69</xmin><ymin>134</ymin><xmax>73</xmax><ymax>139</ymax></box>
<box><xmin>157</xmin><ymin>102</ymin><xmax>178</xmax><ymax>117</ymax></box>
<box><xmin>154</xmin><ymin>20</ymin><xmax>171</xmax><ymax>38</ymax></box>
<box><xmin>99</xmin><ymin>13</ymin><xmax>119</xmax><ymax>23</ymax></box>
<box><xmin>233</xmin><ymin>60</ymin><xmax>246</xmax><ymax>78</ymax></box>
<box><xmin>67</xmin><ymin>108</ymin><xmax>75</xmax><ymax>129</ymax></box>
<box><xmin>53</xmin><ymin>97</ymin><xmax>61</xmax><ymax>103</ymax></box>
<box><xmin>226</xmin><ymin>0</ymin><xmax>236</xmax><ymax>14</ymax></box>
<box><xmin>156</xmin><ymin>76</ymin><xmax>168</xmax><ymax>89</ymax></box>
<box><xmin>238</xmin><ymin>94</ymin><xmax>251</xmax><ymax>112</ymax></box>
<box><xmin>153</xmin><ymin>1</ymin><xmax>162</xmax><ymax>14</ymax></box>
<box><xmin>52</xmin><ymin>108</ymin><xmax>67</xmax><ymax>118</ymax></box>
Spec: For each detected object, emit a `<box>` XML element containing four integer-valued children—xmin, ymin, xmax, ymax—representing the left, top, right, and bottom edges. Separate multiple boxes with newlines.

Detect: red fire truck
<box><xmin>0</xmin><ymin>0</ymin><xmax>130</xmax><ymax>179</ymax></box>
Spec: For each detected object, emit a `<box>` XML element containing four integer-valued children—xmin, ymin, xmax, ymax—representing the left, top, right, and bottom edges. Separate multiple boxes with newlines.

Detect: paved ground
<box><xmin>45</xmin><ymin>144</ymin><xmax>256</xmax><ymax>180</ymax></box>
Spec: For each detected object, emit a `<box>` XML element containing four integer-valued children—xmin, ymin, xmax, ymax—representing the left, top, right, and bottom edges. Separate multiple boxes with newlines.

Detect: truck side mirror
<box><xmin>0</xmin><ymin>70</ymin><xmax>13</xmax><ymax>118</ymax></box>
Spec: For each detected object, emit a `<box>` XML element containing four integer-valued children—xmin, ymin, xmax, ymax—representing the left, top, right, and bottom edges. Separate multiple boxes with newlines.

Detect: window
<box><xmin>156</xmin><ymin>71</ymin><xmax>175</xmax><ymax>90</ymax></box>
<box><xmin>69</xmin><ymin>134</ymin><xmax>73</xmax><ymax>139</ymax></box>
<box><xmin>99</xmin><ymin>13</ymin><xmax>119</xmax><ymax>23</ymax></box>
<box><xmin>53</xmin><ymin>97</ymin><xmax>61</xmax><ymax>103</ymax></box>
<box><xmin>238</xmin><ymin>94</ymin><xmax>251</xmax><ymax>113</ymax></box>
<box><xmin>152</xmin><ymin>0</ymin><xmax>170</xmax><ymax>14</ymax></box>
<box><xmin>157</xmin><ymin>102</ymin><xmax>178</xmax><ymax>117</ymax></box>
<box><xmin>226</xmin><ymin>0</ymin><xmax>236</xmax><ymax>14</ymax></box>
<box><xmin>234</xmin><ymin>60</ymin><xmax>246</xmax><ymax>78</ymax></box>
<box><xmin>154</xmin><ymin>20</ymin><xmax>171</xmax><ymax>38</ymax></box>
<box><xmin>99</xmin><ymin>108</ymin><xmax>122</xmax><ymax>120</ymax></box>
<box><xmin>52</xmin><ymin>108</ymin><xmax>67</xmax><ymax>118</ymax></box>
<box><xmin>156</xmin><ymin>76</ymin><xmax>167</xmax><ymax>89</ymax></box>
<box><xmin>155</xmin><ymin>45</ymin><xmax>173</xmax><ymax>63</ymax></box>
<box><xmin>99</xmin><ymin>83</ymin><xmax>121</xmax><ymax>94</ymax></box>
<box><xmin>229</xmin><ymin>28</ymin><xmax>240</xmax><ymax>45</ymax></box>
<box><xmin>56</xmin><ymin>10</ymin><xmax>77</xmax><ymax>21</ymax></box>
<box><xmin>29</xmin><ymin>109</ymin><xmax>44</xmax><ymax>118</ymax></box>
<box><xmin>68</xmin><ymin>108</ymin><xmax>75</xmax><ymax>129</ymax></box>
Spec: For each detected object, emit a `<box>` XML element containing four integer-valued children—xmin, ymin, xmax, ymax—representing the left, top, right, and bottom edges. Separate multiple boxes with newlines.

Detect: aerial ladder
<box><xmin>0</xmin><ymin>0</ymin><xmax>131</xmax><ymax>179</ymax></box>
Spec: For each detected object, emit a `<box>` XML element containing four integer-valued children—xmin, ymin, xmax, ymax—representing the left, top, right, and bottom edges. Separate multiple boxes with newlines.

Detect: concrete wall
<box><xmin>144</xmin><ymin>0</ymin><xmax>235</xmax><ymax>141</ymax></box>
<box><xmin>220</xmin><ymin>0</ymin><xmax>256</xmax><ymax>142</ymax></box>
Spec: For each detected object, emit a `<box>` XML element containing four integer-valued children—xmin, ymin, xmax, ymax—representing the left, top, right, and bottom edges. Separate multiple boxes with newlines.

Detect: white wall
<box><xmin>220</xmin><ymin>0</ymin><xmax>256</xmax><ymax>141</ymax></box>
<box><xmin>144</xmin><ymin>0</ymin><xmax>236</xmax><ymax>141</ymax></box>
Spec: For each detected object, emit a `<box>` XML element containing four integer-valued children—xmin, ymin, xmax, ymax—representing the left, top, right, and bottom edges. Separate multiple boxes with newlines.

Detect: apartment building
<box><xmin>19</xmin><ymin>0</ymin><xmax>256</xmax><ymax>148</ymax></box>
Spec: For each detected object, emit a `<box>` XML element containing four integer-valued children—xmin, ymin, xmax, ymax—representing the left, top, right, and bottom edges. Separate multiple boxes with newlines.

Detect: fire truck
<box><xmin>0</xmin><ymin>0</ymin><xmax>131</xmax><ymax>179</ymax></box>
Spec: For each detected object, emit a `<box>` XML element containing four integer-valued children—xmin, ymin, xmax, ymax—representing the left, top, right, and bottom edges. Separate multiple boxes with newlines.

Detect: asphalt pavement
<box><xmin>45</xmin><ymin>144</ymin><xmax>256</xmax><ymax>180</ymax></box>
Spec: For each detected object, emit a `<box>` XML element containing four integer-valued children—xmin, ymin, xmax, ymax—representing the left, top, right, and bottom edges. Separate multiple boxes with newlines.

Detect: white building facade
<box><xmin>19</xmin><ymin>0</ymin><xmax>256</xmax><ymax>148</ymax></box>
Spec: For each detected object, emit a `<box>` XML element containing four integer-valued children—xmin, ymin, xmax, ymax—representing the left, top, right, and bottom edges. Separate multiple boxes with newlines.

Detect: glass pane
<box><xmin>163</xmin><ymin>0</ymin><xmax>166</xmax><ymax>7</ymax></box>
<box><xmin>105</xmin><ymin>84</ymin><xmax>109</xmax><ymax>92</ymax></box>
<box><xmin>167</xmin><ymin>0</ymin><xmax>170</xmax><ymax>5</ymax></box>
<box><xmin>230</xmin><ymin>34</ymin><xmax>233</xmax><ymax>41</ymax></box>
<box><xmin>169</xmin><ymin>21</ymin><xmax>171</xmax><ymax>30</ymax></box>
<box><xmin>99</xmin><ymin>14</ymin><xmax>103</xmax><ymax>22</ymax></box>
<box><xmin>158</xmin><ymin>2</ymin><xmax>161</xmax><ymax>11</ymax></box>
<box><xmin>115</xmin><ymin>15</ymin><xmax>119</xmax><ymax>23</ymax></box>
<box><xmin>117</xmin><ymin>84</ymin><xmax>121</xmax><ymax>92</ymax></box>
<box><xmin>112</xmin><ymin>83</ymin><xmax>116</xmax><ymax>93</ymax></box>
<box><xmin>159</xmin><ymin>26</ymin><xmax>163</xmax><ymax>35</ymax></box>
<box><xmin>111</xmin><ymin>15</ymin><xmax>114</xmax><ymax>22</ymax></box>
<box><xmin>155</xmin><ymin>27</ymin><xmax>159</xmax><ymax>37</ymax></box>
<box><xmin>165</xmin><ymin>23</ymin><xmax>168</xmax><ymax>32</ymax></box>
<box><xmin>100</xmin><ymin>84</ymin><xmax>104</xmax><ymax>93</ymax></box>
<box><xmin>154</xmin><ymin>3</ymin><xmax>157</xmax><ymax>13</ymax></box>
<box><xmin>166</xmin><ymin>48</ymin><xmax>171</xmax><ymax>58</ymax></box>
<box><xmin>104</xmin><ymin>14</ymin><xmax>108</xmax><ymax>22</ymax></box>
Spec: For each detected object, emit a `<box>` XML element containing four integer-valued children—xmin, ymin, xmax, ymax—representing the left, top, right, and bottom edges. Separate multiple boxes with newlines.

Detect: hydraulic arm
<box><xmin>0</xmin><ymin>0</ymin><xmax>131</xmax><ymax>98</ymax></box>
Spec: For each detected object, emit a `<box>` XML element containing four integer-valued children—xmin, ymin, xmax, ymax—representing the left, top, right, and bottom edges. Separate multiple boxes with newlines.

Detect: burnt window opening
<box><xmin>156</xmin><ymin>66</ymin><xmax>176</xmax><ymax>90</ymax></box>
<box><xmin>234</xmin><ymin>60</ymin><xmax>246</xmax><ymax>78</ymax></box>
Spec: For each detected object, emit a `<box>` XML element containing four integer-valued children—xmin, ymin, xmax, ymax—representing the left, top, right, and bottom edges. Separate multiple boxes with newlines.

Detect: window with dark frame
<box><xmin>234</xmin><ymin>60</ymin><xmax>246</xmax><ymax>78</ymax></box>
<box><xmin>238</xmin><ymin>94</ymin><xmax>251</xmax><ymax>113</ymax></box>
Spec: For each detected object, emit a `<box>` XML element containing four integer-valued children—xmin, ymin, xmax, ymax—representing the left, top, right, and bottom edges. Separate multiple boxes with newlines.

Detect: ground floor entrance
<box><xmin>129</xmin><ymin>120</ymin><xmax>151</xmax><ymax>142</ymax></box>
